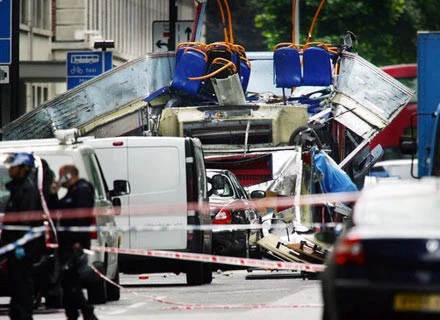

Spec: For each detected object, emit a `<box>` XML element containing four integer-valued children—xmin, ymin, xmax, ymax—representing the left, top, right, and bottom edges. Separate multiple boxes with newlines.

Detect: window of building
<box><xmin>20</xmin><ymin>0</ymin><xmax>29</xmax><ymax>24</ymax></box>
<box><xmin>30</xmin><ymin>84</ymin><xmax>49</xmax><ymax>110</ymax></box>
<box><xmin>20</xmin><ymin>0</ymin><xmax>51</xmax><ymax>30</ymax></box>
<box><xmin>33</xmin><ymin>0</ymin><xmax>51</xmax><ymax>30</ymax></box>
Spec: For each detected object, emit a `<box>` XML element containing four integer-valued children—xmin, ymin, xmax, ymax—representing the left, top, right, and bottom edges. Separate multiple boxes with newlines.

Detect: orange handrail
<box><xmin>176</xmin><ymin>42</ymin><xmax>206</xmax><ymax>51</ymax></box>
<box><xmin>216</xmin><ymin>0</ymin><xmax>229</xmax><ymax>43</ymax></box>
<box><xmin>222</xmin><ymin>0</ymin><xmax>234</xmax><ymax>44</ymax></box>
<box><xmin>306</xmin><ymin>0</ymin><xmax>326</xmax><ymax>44</ymax></box>
<box><xmin>182</xmin><ymin>47</ymin><xmax>208</xmax><ymax>61</ymax></box>
<box><xmin>189</xmin><ymin>57</ymin><xmax>236</xmax><ymax>81</ymax></box>
<box><xmin>274</xmin><ymin>42</ymin><xmax>301</xmax><ymax>51</ymax></box>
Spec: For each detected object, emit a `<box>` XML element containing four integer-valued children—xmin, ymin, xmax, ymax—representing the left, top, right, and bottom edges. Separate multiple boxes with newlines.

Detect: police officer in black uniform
<box><xmin>1</xmin><ymin>152</ymin><xmax>45</xmax><ymax>320</ymax></box>
<box><xmin>54</xmin><ymin>164</ymin><xmax>98</xmax><ymax>320</ymax></box>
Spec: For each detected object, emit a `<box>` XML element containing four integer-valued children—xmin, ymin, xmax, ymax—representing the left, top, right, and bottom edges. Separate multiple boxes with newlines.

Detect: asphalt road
<box><xmin>0</xmin><ymin>269</ymin><xmax>324</xmax><ymax>320</ymax></box>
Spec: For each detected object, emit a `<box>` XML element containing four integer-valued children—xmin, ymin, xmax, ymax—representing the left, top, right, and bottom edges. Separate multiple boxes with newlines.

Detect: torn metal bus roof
<box><xmin>333</xmin><ymin>52</ymin><xmax>415</xmax><ymax>138</ymax></box>
<box><xmin>331</xmin><ymin>52</ymin><xmax>415</xmax><ymax>168</ymax></box>
<box><xmin>2</xmin><ymin>52</ymin><xmax>176</xmax><ymax>141</ymax></box>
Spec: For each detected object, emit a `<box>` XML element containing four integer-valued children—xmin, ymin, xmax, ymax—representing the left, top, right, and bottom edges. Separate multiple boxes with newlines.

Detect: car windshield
<box><xmin>354</xmin><ymin>191</ymin><xmax>440</xmax><ymax>227</ymax></box>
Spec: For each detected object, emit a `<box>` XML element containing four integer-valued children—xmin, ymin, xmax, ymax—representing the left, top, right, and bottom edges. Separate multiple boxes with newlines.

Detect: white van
<box><xmin>86</xmin><ymin>136</ymin><xmax>213</xmax><ymax>285</ymax></box>
<box><xmin>0</xmin><ymin>130</ymin><xmax>126</xmax><ymax>304</ymax></box>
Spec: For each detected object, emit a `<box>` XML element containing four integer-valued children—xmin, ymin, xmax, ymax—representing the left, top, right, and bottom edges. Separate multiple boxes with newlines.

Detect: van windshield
<box><xmin>82</xmin><ymin>153</ymin><xmax>106</xmax><ymax>200</ymax></box>
<box><xmin>193</xmin><ymin>139</ymin><xmax>208</xmax><ymax>201</ymax></box>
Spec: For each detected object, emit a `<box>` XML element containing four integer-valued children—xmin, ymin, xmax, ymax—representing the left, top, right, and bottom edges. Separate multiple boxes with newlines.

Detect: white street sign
<box><xmin>153</xmin><ymin>20</ymin><xmax>194</xmax><ymax>52</ymax></box>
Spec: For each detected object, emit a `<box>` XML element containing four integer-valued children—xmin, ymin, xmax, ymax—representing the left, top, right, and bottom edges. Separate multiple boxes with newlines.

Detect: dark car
<box><xmin>321</xmin><ymin>178</ymin><xmax>440</xmax><ymax>320</ymax></box>
<box><xmin>207</xmin><ymin>169</ymin><xmax>265</xmax><ymax>260</ymax></box>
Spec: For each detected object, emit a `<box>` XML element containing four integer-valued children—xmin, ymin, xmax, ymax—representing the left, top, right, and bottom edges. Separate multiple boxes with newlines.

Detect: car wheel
<box><xmin>87</xmin><ymin>261</ymin><xmax>107</xmax><ymax>304</ymax></box>
<box><xmin>106</xmin><ymin>267</ymin><xmax>120</xmax><ymax>301</ymax></box>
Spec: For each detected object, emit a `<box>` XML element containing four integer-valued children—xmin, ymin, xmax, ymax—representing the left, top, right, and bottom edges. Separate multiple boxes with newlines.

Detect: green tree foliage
<box><xmin>251</xmin><ymin>0</ymin><xmax>440</xmax><ymax>66</ymax></box>
<box><xmin>205</xmin><ymin>0</ymin><xmax>267</xmax><ymax>50</ymax></box>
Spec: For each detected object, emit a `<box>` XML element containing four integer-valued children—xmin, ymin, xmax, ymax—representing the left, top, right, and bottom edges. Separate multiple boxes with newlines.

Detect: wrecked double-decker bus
<box><xmin>148</xmin><ymin>48</ymin><xmax>413</xmax><ymax>234</ymax></box>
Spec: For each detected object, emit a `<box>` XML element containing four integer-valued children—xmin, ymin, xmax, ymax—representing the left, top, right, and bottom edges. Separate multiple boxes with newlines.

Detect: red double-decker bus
<box><xmin>370</xmin><ymin>64</ymin><xmax>418</xmax><ymax>160</ymax></box>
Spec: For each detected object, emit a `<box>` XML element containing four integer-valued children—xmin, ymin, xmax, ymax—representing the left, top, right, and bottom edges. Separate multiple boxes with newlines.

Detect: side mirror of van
<box><xmin>110</xmin><ymin>180</ymin><xmax>130</xmax><ymax>197</ymax></box>
<box><xmin>112</xmin><ymin>197</ymin><xmax>122</xmax><ymax>215</ymax></box>
<box><xmin>250</xmin><ymin>190</ymin><xmax>266</xmax><ymax>199</ymax></box>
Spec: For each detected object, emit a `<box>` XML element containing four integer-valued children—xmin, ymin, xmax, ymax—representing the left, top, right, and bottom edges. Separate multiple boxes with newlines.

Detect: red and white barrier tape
<box><xmin>92</xmin><ymin>246</ymin><xmax>326</xmax><ymax>273</ymax></box>
<box><xmin>0</xmin><ymin>191</ymin><xmax>360</xmax><ymax>224</ymax></box>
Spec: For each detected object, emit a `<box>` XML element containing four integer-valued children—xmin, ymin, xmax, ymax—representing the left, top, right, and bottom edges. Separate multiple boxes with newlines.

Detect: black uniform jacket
<box><xmin>57</xmin><ymin>179</ymin><xmax>95</xmax><ymax>253</ymax></box>
<box><xmin>1</xmin><ymin>174</ymin><xmax>45</xmax><ymax>259</ymax></box>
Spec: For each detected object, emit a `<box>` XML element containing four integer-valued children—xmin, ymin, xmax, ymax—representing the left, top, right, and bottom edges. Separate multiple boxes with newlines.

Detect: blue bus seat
<box><xmin>302</xmin><ymin>46</ymin><xmax>332</xmax><ymax>86</ymax></box>
<box><xmin>171</xmin><ymin>48</ymin><xmax>207</xmax><ymax>94</ymax></box>
<box><xmin>273</xmin><ymin>46</ymin><xmax>302</xmax><ymax>88</ymax></box>
<box><xmin>175</xmin><ymin>42</ymin><xmax>206</xmax><ymax>65</ymax></box>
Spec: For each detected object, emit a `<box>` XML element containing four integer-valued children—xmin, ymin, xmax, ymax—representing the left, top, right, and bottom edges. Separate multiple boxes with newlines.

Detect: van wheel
<box><xmin>87</xmin><ymin>261</ymin><xmax>107</xmax><ymax>304</ymax></box>
<box><xmin>187</xmin><ymin>261</ymin><xmax>213</xmax><ymax>286</ymax></box>
<box><xmin>106</xmin><ymin>267</ymin><xmax>120</xmax><ymax>301</ymax></box>
<box><xmin>186</xmin><ymin>262</ymin><xmax>204</xmax><ymax>286</ymax></box>
<box><xmin>203</xmin><ymin>264</ymin><xmax>212</xmax><ymax>284</ymax></box>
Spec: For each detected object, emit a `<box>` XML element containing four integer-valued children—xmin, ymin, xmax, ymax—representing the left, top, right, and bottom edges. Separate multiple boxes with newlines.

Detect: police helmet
<box><xmin>3</xmin><ymin>152</ymin><xmax>35</xmax><ymax>168</ymax></box>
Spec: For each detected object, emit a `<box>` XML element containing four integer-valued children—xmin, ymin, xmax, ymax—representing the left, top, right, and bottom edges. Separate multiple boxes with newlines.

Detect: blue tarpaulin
<box><xmin>314</xmin><ymin>151</ymin><xmax>358</xmax><ymax>193</ymax></box>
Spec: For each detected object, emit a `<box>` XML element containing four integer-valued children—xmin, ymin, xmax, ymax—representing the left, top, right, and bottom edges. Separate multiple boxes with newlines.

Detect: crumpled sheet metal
<box><xmin>332</xmin><ymin>52</ymin><xmax>415</xmax><ymax>137</ymax></box>
<box><xmin>3</xmin><ymin>53</ymin><xmax>175</xmax><ymax>140</ymax></box>
<box><xmin>247</xmin><ymin>149</ymin><xmax>304</xmax><ymax>225</ymax></box>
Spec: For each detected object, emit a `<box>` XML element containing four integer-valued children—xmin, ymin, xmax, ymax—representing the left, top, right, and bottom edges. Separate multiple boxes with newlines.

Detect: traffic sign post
<box><xmin>66</xmin><ymin>51</ymin><xmax>112</xmax><ymax>90</ymax></box>
<box><xmin>152</xmin><ymin>20</ymin><xmax>194</xmax><ymax>53</ymax></box>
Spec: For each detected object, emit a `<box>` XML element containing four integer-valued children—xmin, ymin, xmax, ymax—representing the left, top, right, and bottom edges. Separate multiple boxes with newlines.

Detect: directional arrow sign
<box><xmin>152</xmin><ymin>20</ymin><xmax>194</xmax><ymax>53</ymax></box>
<box><xmin>155</xmin><ymin>40</ymin><xmax>169</xmax><ymax>50</ymax></box>
<box><xmin>184</xmin><ymin>27</ymin><xmax>192</xmax><ymax>42</ymax></box>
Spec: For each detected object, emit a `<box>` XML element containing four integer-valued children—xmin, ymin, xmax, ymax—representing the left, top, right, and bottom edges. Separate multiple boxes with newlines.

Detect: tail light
<box><xmin>212</xmin><ymin>208</ymin><xmax>232</xmax><ymax>224</ymax></box>
<box><xmin>334</xmin><ymin>235</ymin><xmax>364</xmax><ymax>265</ymax></box>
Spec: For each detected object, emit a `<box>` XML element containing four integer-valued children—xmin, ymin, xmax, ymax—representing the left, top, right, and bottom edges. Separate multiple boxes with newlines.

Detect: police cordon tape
<box><xmin>90</xmin><ymin>263</ymin><xmax>323</xmax><ymax>310</ymax></box>
<box><xmin>92</xmin><ymin>245</ymin><xmax>326</xmax><ymax>273</ymax></box>
<box><xmin>0</xmin><ymin>226</ymin><xmax>326</xmax><ymax>274</ymax></box>
<box><xmin>0</xmin><ymin>191</ymin><xmax>361</xmax><ymax>223</ymax></box>
<box><xmin>0</xmin><ymin>217</ymin><xmax>342</xmax><ymax>254</ymax></box>
<box><xmin>0</xmin><ymin>221</ymin><xmax>344</xmax><ymax>233</ymax></box>
<box><xmin>0</xmin><ymin>226</ymin><xmax>45</xmax><ymax>256</ymax></box>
